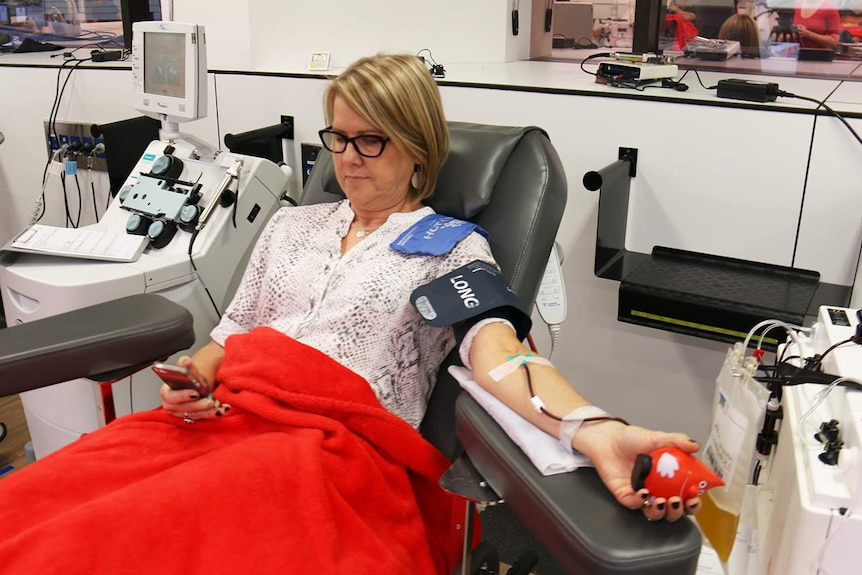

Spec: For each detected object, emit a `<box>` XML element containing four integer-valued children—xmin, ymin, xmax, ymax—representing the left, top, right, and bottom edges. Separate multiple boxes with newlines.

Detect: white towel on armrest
<box><xmin>448</xmin><ymin>365</ymin><xmax>594</xmax><ymax>476</ymax></box>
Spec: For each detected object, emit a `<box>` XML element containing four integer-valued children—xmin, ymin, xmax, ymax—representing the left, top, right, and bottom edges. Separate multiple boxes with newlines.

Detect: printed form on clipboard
<box><xmin>3</xmin><ymin>225</ymin><xmax>148</xmax><ymax>263</ymax></box>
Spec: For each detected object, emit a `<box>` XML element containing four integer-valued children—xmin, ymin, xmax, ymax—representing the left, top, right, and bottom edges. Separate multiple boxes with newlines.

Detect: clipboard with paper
<box><xmin>3</xmin><ymin>225</ymin><xmax>148</xmax><ymax>263</ymax></box>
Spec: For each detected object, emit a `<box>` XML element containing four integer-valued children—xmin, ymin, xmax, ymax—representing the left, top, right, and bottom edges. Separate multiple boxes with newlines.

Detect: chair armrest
<box><xmin>0</xmin><ymin>294</ymin><xmax>195</xmax><ymax>396</ymax></box>
<box><xmin>455</xmin><ymin>393</ymin><xmax>702</xmax><ymax>575</ymax></box>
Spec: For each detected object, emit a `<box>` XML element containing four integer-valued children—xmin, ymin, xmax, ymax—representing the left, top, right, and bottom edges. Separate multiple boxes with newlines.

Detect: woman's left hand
<box><xmin>574</xmin><ymin>421</ymin><xmax>701</xmax><ymax>522</ymax></box>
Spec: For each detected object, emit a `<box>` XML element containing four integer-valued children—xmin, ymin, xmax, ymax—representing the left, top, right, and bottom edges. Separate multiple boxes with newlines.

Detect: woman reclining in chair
<box><xmin>0</xmin><ymin>54</ymin><xmax>701</xmax><ymax>573</ymax></box>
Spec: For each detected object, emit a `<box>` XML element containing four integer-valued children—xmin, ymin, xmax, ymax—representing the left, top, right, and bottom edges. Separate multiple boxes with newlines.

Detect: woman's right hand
<box><xmin>160</xmin><ymin>351</ymin><xmax>230</xmax><ymax>422</ymax></box>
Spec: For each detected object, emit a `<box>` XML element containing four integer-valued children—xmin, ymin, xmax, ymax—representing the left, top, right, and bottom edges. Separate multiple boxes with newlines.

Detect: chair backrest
<box><xmin>300</xmin><ymin>121</ymin><xmax>568</xmax><ymax>458</ymax></box>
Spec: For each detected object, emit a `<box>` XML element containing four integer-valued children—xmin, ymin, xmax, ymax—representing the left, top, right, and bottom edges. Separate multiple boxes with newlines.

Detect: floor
<box><xmin>0</xmin><ymin>395</ymin><xmax>30</xmax><ymax>477</ymax></box>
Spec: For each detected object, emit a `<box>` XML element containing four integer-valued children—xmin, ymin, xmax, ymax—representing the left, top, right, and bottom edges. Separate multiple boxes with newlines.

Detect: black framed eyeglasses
<box><xmin>318</xmin><ymin>128</ymin><xmax>390</xmax><ymax>158</ymax></box>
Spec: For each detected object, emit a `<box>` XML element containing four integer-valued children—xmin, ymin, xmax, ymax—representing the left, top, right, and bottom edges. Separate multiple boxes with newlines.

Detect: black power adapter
<box><xmin>716</xmin><ymin>79</ymin><xmax>780</xmax><ymax>103</ymax></box>
<box><xmin>91</xmin><ymin>49</ymin><xmax>124</xmax><ymax>63</ymax></box>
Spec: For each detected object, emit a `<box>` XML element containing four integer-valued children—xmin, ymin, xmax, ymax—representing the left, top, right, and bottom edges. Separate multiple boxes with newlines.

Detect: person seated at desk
<box><xmin>0</xmin><ymin>53</ymin><xmax>703</xmax><ymax>573</ymax></box>
<box><xmin>839</xmin><ymin>8</ymin><xmax>862</xmax><ymax>41</ymax></box>
<box><xmin>667</xmin><ymin>0</ymin><xmax>701</xmax><ymax>49</ymax></box>
<box><xmin>793</xmin><ymin>0</ymin><xmax>841</xmax><ymax>49</ymax></box>
<box><xmin>719</xmin><ymin>13</ymin><xmax>763</xmax><ymax>57</ymax></box>
<box><xmin>666</xmin><ymin>0</ymin><xmax>737</xmax><ymax>48</ymax></box>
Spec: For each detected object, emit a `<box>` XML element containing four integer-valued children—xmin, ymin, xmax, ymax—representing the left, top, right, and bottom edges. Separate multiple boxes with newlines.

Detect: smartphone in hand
<box><xmin>152</xmin><ymin>362</ymin><xmax>211</xmax><ymax>396</ymax></box>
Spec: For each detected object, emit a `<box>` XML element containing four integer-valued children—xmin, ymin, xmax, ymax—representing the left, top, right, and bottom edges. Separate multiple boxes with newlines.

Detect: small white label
<box><xmin>414</xmin><ymin>296</ymin><xmax>437</xmax><ymax>320</ymax></box>
<box><xmin>702</xmin><ymin>390</ymin><xmax>748</xmax><ymax>483</ymax></box>
<box><xmin>308</xmin><ymin>52</ymin><xmax>331</xmax><ymax>71</ymax></box>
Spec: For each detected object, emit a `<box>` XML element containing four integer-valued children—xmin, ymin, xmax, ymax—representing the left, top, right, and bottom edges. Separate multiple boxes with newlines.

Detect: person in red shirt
<box><xmin>794</xmin><ymin>0</ymin><xmax>841</xmax><ymax>49</ymax></box>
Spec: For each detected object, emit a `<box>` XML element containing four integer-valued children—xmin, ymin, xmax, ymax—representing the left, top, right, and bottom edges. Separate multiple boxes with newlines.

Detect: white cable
<box><xmin>795</xmin><ymin>377</ymin><xmax>862</xmax><ymax>446</ymax></box>
<box><xmin>759</xmin><ymin>321</ymin><xmax>808</xmax><ymax>358</ymax></box>
<box><xmin>548</xmin><ymin>323</ymin><xmax>561</xmax><ymax>360</ymax></box>
<box><xmin>742</xmin><ymin>319</ymin><xmax>808</xmax><ymax>358</ymax></box>
<box><xmin>743</xmin><ymin>319</ymin><xmax>784</xmax><ymax>352</ymax></box>
<box><xmin>30</xmin><ymin>149</ymin><xmax>64</xmax><ymax>225</ymax></box>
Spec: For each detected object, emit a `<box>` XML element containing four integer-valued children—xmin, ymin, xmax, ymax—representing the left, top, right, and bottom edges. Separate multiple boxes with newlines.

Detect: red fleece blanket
<box><xmin>0</xmin><ymin>327</ymin><xmax>466</xmax><ymax>574</ymax></box>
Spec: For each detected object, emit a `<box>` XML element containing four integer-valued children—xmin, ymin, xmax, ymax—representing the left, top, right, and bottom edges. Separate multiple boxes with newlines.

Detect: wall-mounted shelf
<box><xmin>584</xmin><ymin>148</ymin><xmax>851</xmax><ymax>349</ymax></box>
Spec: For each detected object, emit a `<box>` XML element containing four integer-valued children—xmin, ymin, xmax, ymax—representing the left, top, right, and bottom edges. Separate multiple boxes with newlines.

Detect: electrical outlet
<box><xmin>43</xmin><ymin>120</ymin><xmax>107</xmax><ymax>172</ymax></box>
<box><xmin>301</xmin><ymin>143</ymin><xmax>321</xmax><ymax>187</ymax></box>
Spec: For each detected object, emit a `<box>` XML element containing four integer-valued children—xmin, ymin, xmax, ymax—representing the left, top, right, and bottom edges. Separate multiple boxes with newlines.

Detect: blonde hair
<box><xmin>323</xmin><ymin>54</ymin><xmax>449</xmax><ymax>201</ymax></box>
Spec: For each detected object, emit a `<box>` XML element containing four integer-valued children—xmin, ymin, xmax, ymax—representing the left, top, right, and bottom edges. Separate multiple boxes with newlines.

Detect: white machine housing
<box><xmin>0</xmin><ymin>139</ymin><xmax>291</xmax><ymax>459</ymax></box>
<box><xmin>759</xmin><ymin>306</ymin><xmax>862</xmax><ymax>575</ymax></box>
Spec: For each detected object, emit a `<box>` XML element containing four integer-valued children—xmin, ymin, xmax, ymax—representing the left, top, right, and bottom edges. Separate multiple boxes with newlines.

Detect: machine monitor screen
<box><xmin>131</xmin><ymin>21</ymin><xmax>207</xmax><ymax>124</ymax></box>
<box><xmin>143</xmin><ymin>32</ymin><xmax>186</xmax><ymax>99</ymax></box>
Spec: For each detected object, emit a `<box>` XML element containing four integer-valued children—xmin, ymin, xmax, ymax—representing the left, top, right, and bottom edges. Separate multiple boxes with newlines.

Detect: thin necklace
<box><xmin>355</xmin><ymin>225</ymin><xmax>380</xmax><ymax>238</ymax></box>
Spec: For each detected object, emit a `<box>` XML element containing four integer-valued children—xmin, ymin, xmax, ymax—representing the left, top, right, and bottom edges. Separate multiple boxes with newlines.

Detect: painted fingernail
<box><xmin>672</xmin><ymin>501</ymin><xmax>681</xmax><ymax>510</ymax></box>
<box><xmin>189</xmin><ymin>393</ymin><xmax>200</xmax><ymax>400</ymax></box>
<box><xmin>689</xmin><ymin>502</ymin><xmax>699</xmax><ymax>510</ymax></box>
<box><xmin>224</xmin><ymin>405</ymin><xmax>231</xmax><ymax>412</ymax></box>
<box><xmin>215</xmin><ymin>411</ymin><xmax>223</xmax><ymax>417</ymax></box>
<box><xmin>641</xmin><ymin>491</ymin><xmax>649</xmax><ymax>500</ymax></box>
<box><xmin>657</xmin><ymin>502</ymin><xmax>666</xmax><ymax>511</ymax></box>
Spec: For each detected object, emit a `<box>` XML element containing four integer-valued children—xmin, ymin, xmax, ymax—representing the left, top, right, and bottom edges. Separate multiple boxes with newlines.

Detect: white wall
<box><xmin>174</xmin><ymin>0</ymin><xmax>531</xmax><ymax>71</ymax></box>
<box><xmin>0</xmin><ymin>0</ymin><xmax>859</xmax><ymax>443</ymax></box>
<box><xmin>1</xmin><ymin>58</ymin><xmax>858</xmax><ymax>441</ymax></box>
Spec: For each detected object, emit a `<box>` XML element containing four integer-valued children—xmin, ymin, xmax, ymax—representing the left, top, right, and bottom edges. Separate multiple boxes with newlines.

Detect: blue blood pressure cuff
<box><xmin>391</xmin><ymin>214</ymin><xmax>489</xmax><ymax>256</ymax></box>
<box><xmin>410</xmin><ymin>260</ymin><xmax>532</xmax><ymax>341</ymax></box>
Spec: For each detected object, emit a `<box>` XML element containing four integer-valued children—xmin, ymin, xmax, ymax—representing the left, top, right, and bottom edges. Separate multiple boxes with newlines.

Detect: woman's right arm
<box><xmin>160</xmin><ymin>340</ymin><xmax>228</xmax><ymax>421</ymax></box>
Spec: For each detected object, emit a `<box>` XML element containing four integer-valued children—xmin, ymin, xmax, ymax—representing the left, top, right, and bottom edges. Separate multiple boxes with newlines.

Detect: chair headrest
<box><xmin>305</xmin><ymin>122</ymin><xmax>548</xmax><ymax>222</ymax></box>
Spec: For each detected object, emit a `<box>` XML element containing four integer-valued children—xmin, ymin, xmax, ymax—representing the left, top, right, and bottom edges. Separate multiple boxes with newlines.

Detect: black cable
<box><xmin>50</xmin><ymin>58</ymin><xmax>85</xmax><ymax>155</ymax></box>
<box><xmin>579</xmin><ymin>52</ymin><xmax>612</xmax><ymax>77</ymax></box>
<box><xmin>778</xmin><ymin>90</ymin><xmax>862</xmax><ymax>148</ymax></box>
<box><xmin>72</xmin><ymin>171</ymin><xmax>83</xmax><ymax>228</ymax></box>
<box><xmin>39</xmin><ymin>57</ymin><xmax>91</xmax><ymax>224</ymax></box>
<box><xmin>50</xmin><ymin>57</ymin><xmax>90</xmax><ymax>172</ymax></box>
<box><xmin>91</xmin><ymin>180</ymin><xmax>99</xmax><ymax>223</ymax></box>
<box><xmin>416</xmin><ymin>48</ymin><xmax>438</xmax><ymax>66</ymax></box>
<box><xmin>59</xmin><ymin>145</ymin><xmax>84</xmax><ymax>228</ymax></box>
<box><xmin>677</xmin><ymin>68</ymin><xmax>717</xmax><ymax>90</ymax></box>
<box><xmin>231</xmin><ymin>189</ymin><xmax>238</xmax><ymax>228</ymax></box>
<box><xmin>42</xmin><ymin>58</ymin><xmax>79</xmax><ymax>192</ymax></box>
<box><xmin>60</xmin><ymin>171</ymin><xmax>73</xmax><ymax>227</ymax></box>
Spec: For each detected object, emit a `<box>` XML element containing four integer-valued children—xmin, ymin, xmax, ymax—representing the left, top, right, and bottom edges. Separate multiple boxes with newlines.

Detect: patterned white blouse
<box><xmin>211</xmin><ymin>200</ymin><xmax>496</xmax><ymax>427</ymax></box>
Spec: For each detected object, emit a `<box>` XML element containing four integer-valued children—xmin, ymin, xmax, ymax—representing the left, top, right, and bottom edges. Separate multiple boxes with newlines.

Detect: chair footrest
<box><xmin>456</xmin><ymin>393</ymin><xmax>702</xmax><ymax>575</ymax></box>
<box><xmin>0</xmin><ymin>294</ymin><xmax>195</xmax><ymax>396</ymax></box>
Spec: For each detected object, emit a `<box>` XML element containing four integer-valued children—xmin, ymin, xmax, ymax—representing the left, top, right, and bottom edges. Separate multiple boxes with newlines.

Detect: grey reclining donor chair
<box><xmin>0</xmin><ymin>122</ymin><xmax>701</xmax><ymax>574</ymax></box>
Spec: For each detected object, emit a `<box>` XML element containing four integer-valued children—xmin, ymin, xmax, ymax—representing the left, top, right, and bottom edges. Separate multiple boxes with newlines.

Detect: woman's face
<box><xmin>330</xmin><ymin>97</ymin><xmax>417</xmax><ymax>213</ymax></box>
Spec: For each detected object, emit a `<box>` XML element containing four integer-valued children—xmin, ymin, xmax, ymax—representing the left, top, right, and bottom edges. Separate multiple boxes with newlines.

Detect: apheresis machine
<box><xmin>755</xmin><ymin>305</ymin><xmax>862</xmax><ymax>575</ymax></box>
<box><xmin>0</xmin><ymin>22</ymin><xmax>292</xmax><ymax>459</ymax></box>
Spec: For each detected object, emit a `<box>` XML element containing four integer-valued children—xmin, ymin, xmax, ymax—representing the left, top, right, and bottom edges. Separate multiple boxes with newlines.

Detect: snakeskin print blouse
<box><xmin>211</xmin><ymin>200</ymin><xmax>495</xmax><ymax>427</ymax></box>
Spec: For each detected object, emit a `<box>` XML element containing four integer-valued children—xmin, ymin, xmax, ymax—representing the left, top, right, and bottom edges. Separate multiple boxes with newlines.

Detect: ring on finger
<box><xmin>183</xmin><ymin>412</ymin><xmax>194</xmax><ymax>425</ymax></box>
